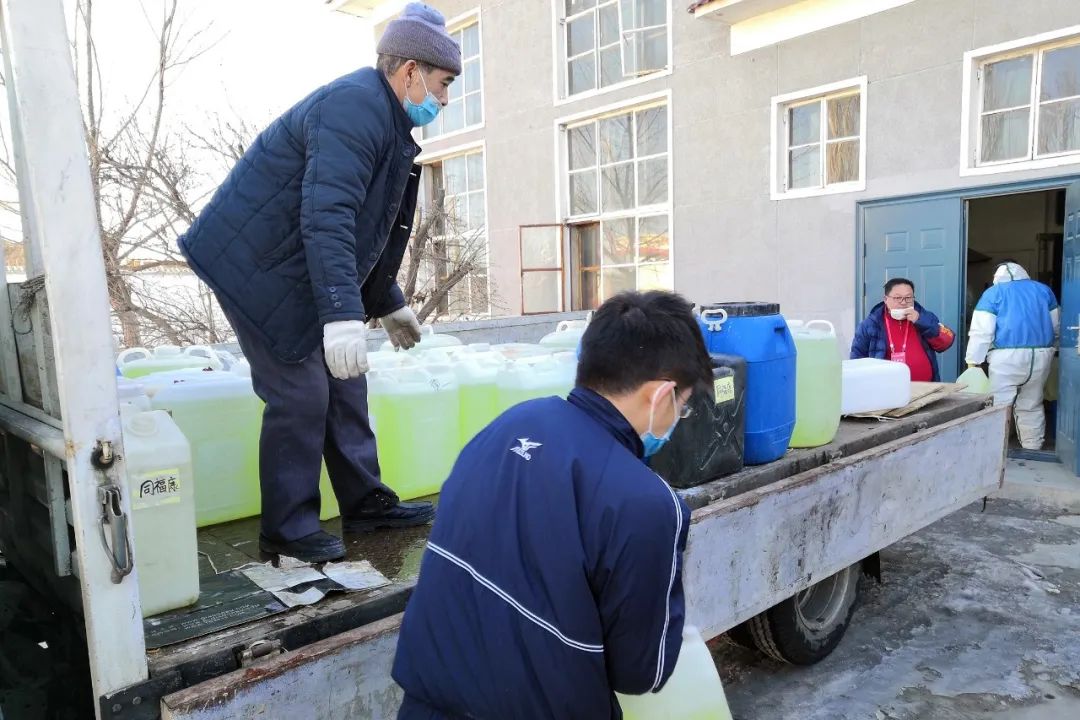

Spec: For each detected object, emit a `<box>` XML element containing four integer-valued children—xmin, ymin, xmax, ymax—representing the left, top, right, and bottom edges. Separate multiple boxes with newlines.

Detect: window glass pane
<box><xmin>826</xmin><ymin>140</ymin><xmax>859</xmax><ymax>184</ymax></box>
<box><xmin>635</xmin><ymin>106</ymin><xmax>667</xmax><ymax>156</ymax></box>
<box><xmin>566</xmin><ymin>0</ymin><xmax>596</xmax><ymax>15</ymax></box>
<box><xmin>637</xmin><ymin>157</ymin><xmax>668</xmax><ymax>205</ymax></box>
<box><xmin>638</xmin><ymin>215</ymin><xmax>669</xmax><ymax>263</ymax></box>
<box><xmin>568</xmin><ymin>15</ymin><xmax>595</xmax><ymax>57</ymax></box>
<box><xmin>600</xmin><ymin>45</ymin><xmax>623</xmax><ymax>87</ymax></box>
<box><xmin>465</xmin><ymin>94</ymin><xmax>483</xmax><ymax>126</ymax></box>
<box><xmin>620</xmin><ymin>0</ymin><xmax>663</xmax><ymax>30</ymax></box>
<box><xmin>599</xmin><ymin>3</ymin><xmax>620</xmax><ymax>46</ymax></box>
<box><xmin>463</xmin><ymin>60</ymin><xmax>481</xmax><ymax>94</ymax></box>
<box><xmin>983</xmin><ymin>55</ymin><xmax>1034</xmax><ymax>111</ymax></box>
<box><xmin>639</xmin><ymin>0</ymin><xmax>666</xmax><ymax>27</ymax></box>
<box><xmin>570</xmin><ymin>171</ymin><xmax>598</xmax><ymax>216</ymax></box>
<box><xmin>981</xmin><ymin>108</ymin><xmax>1031</xmax><ymax>162</ymax></box>
<box><xmin>471</xmin><ymin>268</ymin><xmax>490</xmax><ymax>315</ymax></box>
<box><xmin>601</xmin><ymin>163</ymin><xmax>635</xmax><ymax>212</ymax></box>
<box><xmin>446</xmin><ymin>194</ymin><xmax>466</xmax><ymax>227</ymax></box>
<box><xmin>602</xmin><ymin>266</ymin><xmax>636</xmax><ymax>300</ymax></box>
<box><xmin>1038</xmin><ymin>98</ymin><xmax>1080</xmax><ymax>155</ymax></box>
<box><xmin>422</xmin><ymin>114</ymin><xmax>442</xmax><ymax>140</ymax></box>
<box><xmin>467</xmin><ymin>153</ymin><xmax>485</xmax><ymax>190</ymax></box>
<box><xmin>827</xmin><ymin>94</ymin><xmax>860</xmax><ymax>140</ymax></box>
<box><xmin>644</xmin><ymin>27</ymin><xmax>667</xmax><ymax>70</ymax></box>
<box><xmin>789</xmin><ymin>102</ymin><xmax>820</xmax><ymax>146</ymax></box>
<box><xmin>1040</xmin><ymin>44</ymin><xmax>1080</xmax><ymax>101</ymax></box>
<box><xmin>447</xmin><ymin>74</ymin><xmax>463</xmax><ymax>102</ymax></box>
<box><xmin>569</xmin><ymin>54</ymin><xmax>596</xmax><ymax>95</ymax></box>
<box><xmin>569</xmin><ymin>125</ymin><xmax>596</xmax><ymax>170</ymax></box>
<box><xmin>468</xmin><ymin>192</ymin><xmax>485</xmax><ymax>229</ymax></box>
<box><xmin>462</xmin><ymin>23</ymin><xmax>480</xmax><ymax>58</ymax></box>
<box><xmin>788</xmin><ymin>145</ymin><xmax>821</xmax><ymax>189</ymax></box>
<box><xmin>602</xmin><ymin>218</ymin><xmax>635</xmax><ymax>265</ymax></box>
<box><xmin>442</xmin><ymin>101</ymin><xmax>465</xmax><ymax>134</ymax></box>
<box><xmin>523</xmin><ymin>272</ymin><xmax>561</xmax><ymax>314</ymax></box>
<box><xmin>520</xmin><ymin>227</ymin><xmax>560</xmax><ymax>268</ymax></box>
<box><xmin>443</xmin><ymin>156</ymin><xmax>467</xmax><ymax>195</ymax></box>
<box><xmin>623</xmin><ymin>27</ymin><xmax>667</xmax><ymax>76</ymax></box>
<box><xmin>599</xmin><ymin>114</ymin><xmax>633</xmax><ymax>163</ymax></box>
<box><xmin>637</xmin><ymin>262</ymin><xmax>671</xmax><ymax>291</ymax></box>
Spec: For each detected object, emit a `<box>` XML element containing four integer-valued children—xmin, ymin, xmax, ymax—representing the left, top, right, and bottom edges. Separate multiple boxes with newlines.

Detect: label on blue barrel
<box><xmin>714</xmin><ymin>376</ymin><xmax>735</xmax><ymax>404</ymax></box>
<box><xmin>133</xmin><ymin>469</ymin><xmax>182</xmax><ymax>509</ymax></box>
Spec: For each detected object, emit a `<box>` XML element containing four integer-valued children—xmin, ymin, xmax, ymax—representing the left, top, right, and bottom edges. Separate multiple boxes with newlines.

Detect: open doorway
<box><xmin>965</xmin><ymin>189</ymin><xmax>1065</xmax><ymax>452</ymax></box>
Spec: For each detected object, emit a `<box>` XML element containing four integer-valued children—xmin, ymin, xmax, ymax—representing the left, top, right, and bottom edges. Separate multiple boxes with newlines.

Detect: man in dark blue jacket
<box><xmin>393</xmin><ymin>291</ymin><xmax>713</xmax><ymax>719</ymax></box>
<box><xmin>851</xmin><ymin>278</ymin><xmax>955</xmax><ymax>382</ymax></box>
<box><xmin>179</xmin><ymin>3</ymin><xmax>461</xmax><ymax>561</ymax></box>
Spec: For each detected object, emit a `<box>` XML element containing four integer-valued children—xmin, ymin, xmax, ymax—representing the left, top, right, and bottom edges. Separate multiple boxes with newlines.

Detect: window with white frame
<box><xmin>423</xmin><ymin>20</ymin><xmax>482</xmax><ymax>139</ymax></box>
<box><xmin>772</xmin><ymin>79</ymin><xmax>866</xmax><ymax>197</ymax></box>
<box><xmin>974</xmin><ymin>39</ymin><xmax>1080</xmax><ymax>166</ymax></box>
<box><xmin>562</xmin><ymin>102</ymin><xmax>670</xmax><ymax>309</ymax></box>
<box><xmin>417</xmin><ymin>150</ymin><xmax>489</xmax><ymax>318</ymax></box>
<box><xmin>561</xmin><ymin>0</ymin><xmax>668</xmax><ymax>99</ymax></box>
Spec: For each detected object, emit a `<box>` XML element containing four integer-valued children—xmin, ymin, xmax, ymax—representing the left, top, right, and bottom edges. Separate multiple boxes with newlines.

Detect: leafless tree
<box><xmin>397</xmin><ymin>184</ymin><xmax>497</xmax><ymax>323</ymax></box>
<box><xmin>66</xmin><ymin>0</ymin><xmax>240</xmax><ymax>347</ymax></box>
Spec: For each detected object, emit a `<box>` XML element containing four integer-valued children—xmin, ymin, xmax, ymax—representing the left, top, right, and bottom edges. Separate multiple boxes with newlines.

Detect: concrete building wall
<box><xmin>374</xmin><ymin>0</ymin><xmax>1080</xmax><ymax>341</ymax></box>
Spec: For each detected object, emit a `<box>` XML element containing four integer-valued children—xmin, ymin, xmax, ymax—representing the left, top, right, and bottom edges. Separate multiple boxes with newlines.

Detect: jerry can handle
<box><xmin>700</xmin><ymin>308</ymin><xmax>729</xmax><ymax>332</ymax></box>
<box><xmin>116</xmin><ymin>347</ymin><xmax>150</xmax><ymax>365</ymax></box>
<box><xmin>183</xmin><ymin>344</ymin><xmax>223</xmax><ymax>370</ymax></box>
<box><xmin>805</xmin><ymin>320</ymin><xmax>836</xmax><ymax>335</ymax></box>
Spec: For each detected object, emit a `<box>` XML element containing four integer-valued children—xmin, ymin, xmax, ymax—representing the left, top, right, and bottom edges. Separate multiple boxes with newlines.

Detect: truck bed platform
<box><xmin>147</xmin><ymin>393</ymin><xmax>994</xmax><ymax>691</ymax></box>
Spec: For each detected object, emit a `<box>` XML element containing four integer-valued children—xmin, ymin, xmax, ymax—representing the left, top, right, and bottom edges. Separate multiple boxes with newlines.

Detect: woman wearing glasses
<box><xmin>850</xmin><ymin>277</ymin><xmax>956</xmax><ymax>382</ymax></box>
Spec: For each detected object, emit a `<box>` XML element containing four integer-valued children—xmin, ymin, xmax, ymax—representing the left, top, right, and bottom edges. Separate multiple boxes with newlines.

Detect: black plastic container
<box><xmin>651</xmin><ymin>354</ymin><xmax>747</xmax><ymax>488</ymax></box>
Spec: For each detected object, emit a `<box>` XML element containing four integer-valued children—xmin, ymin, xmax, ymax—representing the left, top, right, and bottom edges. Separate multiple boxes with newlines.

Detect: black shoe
<box><xmin>259</xmin><ymin>530</ymin><xmax>345</xmax><ymax>563</ymax></box>
<box><xmin>342</xmin><ymin>491</ymin><xmax>435</xmax><ymax>534</ymax></box>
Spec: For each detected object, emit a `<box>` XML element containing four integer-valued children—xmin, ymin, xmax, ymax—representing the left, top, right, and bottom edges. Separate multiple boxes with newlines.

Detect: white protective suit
<box><xmin>966</xmin><ymin>262</ymin><xmax>1060</xmax><ymax>450</ymax></box>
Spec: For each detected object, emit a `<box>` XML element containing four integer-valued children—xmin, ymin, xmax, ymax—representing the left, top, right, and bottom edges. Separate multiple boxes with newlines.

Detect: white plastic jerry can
<box><xmin>120</xmin><ymin>408</ymin><xmax>200</xmax><ymax>617</ymax></box>
<box><xmin>617</xmin><ymin>625</ymin><xmax>733</xmax><ymax>720</ymax></box>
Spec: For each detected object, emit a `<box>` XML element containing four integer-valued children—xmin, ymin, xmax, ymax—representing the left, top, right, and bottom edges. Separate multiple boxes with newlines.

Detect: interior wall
<box><xmin>966</xmin><ymin>191</ymin><xmax>1063</xmax><ymax>312</ymax></box>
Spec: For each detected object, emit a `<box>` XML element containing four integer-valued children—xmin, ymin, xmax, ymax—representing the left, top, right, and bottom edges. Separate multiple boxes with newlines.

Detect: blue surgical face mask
<box><xmin>641</xmin><ymin>384</ymin><xmax>681</xmax><ymax>459</ymax></box>
<box><xmin>403</xmin><ymin>71</ymin><xmax>441</xmax><ymax>127</ymax></box>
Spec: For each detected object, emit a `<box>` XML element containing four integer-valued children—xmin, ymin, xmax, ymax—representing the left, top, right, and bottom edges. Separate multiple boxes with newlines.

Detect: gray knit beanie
<box><xmin>376</xmin><ymin>3</ymin><xmax>462</xmax><ymax>75</ymax></box>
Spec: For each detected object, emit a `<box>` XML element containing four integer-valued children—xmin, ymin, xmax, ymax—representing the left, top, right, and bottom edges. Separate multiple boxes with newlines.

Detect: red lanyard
<box><xmin>885</xmin><ymin>317</ymin><xmax>909</xmax><ymax>354</ymax></box>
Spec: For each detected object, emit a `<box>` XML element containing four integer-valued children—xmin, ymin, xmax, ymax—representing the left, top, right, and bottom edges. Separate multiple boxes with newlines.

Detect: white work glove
<box><xmin>323</xmin><ymin>320</ymin><xmax>369</xmax><ymax>380</ymax></box>
<box><xmin>380</xmin><ymin>306</ymin><xmax>422</xmax><ymax>350</ymax></box>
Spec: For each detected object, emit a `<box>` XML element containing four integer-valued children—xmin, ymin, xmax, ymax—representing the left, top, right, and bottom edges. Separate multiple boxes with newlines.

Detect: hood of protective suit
<box><xmin>993</xmin><ymin>262</ymin><xmax>1030</xmax><ymax>284</ymax></box>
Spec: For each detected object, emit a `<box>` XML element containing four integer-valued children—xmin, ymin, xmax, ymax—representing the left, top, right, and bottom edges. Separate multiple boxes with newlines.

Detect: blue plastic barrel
<box><xmin>697</xmin><ymin>302</ymin><xmax>796</xmax><ymax>465</ymax></box>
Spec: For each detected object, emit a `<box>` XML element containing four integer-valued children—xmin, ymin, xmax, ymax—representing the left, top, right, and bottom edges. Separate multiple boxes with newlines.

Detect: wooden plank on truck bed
<box><xmin>157</xmin><ymin>403</ymin><xmax>1008</xmax><ymax>720</ymax></box>
<box><xmin>849</xmin><ymin>382</ymin><xmax>970</xmax><ymax>420</ymax></box>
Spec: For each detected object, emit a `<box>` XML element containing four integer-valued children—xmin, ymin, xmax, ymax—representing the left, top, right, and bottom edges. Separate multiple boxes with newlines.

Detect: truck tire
<box><xmin>729</xmin><ymin>563</ymin><xmax>861</xmax><ymax>664</ymax></box>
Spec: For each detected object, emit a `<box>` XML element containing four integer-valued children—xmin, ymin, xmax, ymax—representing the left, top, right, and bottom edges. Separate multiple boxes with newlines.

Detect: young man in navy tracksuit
<box><xmin>393</xmin><ymin>291</ymin><xmax>714</xmax><ymax>719</ymax></box>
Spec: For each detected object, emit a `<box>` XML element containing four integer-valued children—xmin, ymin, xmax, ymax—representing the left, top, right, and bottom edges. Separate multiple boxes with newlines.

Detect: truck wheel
<box><xmin>722</xmin><ymin>621</ymin><xmax>757</xmax><ymax>651</ymax></box>
<box><xmin>739</xmin><ymin>563</ymin><xmax>861</xmax><ymax>665</ymax></box>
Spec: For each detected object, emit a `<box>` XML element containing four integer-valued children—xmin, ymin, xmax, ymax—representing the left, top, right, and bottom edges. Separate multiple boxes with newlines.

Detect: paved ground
<box><xmin>713</xmin><ymin>461</ymin><xmax>1080</xmax><ymax>720</ymax></box>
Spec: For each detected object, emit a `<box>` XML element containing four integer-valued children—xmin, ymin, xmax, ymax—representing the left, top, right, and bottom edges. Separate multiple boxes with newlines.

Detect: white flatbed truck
<box><xmin>0</xmin><ymin>2</ymin><xmax>1009</xmax><ymax>718</ymax></box>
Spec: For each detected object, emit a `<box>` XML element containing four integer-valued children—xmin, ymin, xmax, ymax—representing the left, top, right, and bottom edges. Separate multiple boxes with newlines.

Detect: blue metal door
<box><xmin>1056</xmin><ymin>182</ymin><xmax>1080</xmax><ymax>475</ymax></box>
<box><xmin>861</xmin><ymin>198</ymin><xmax>964</xmax><ymax>381</ymax></box>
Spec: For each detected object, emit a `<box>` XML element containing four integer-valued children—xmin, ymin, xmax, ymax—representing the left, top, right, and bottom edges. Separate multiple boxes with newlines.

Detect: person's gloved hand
<box><xmin>380</xmin><ymin>306</ymin><xmax>422</xmax><ymax>350</ymax></box>
<box><xmin>323</xmin><ymin>320</ymin><xmax>369</xmax><ymax>379</ymax></box>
